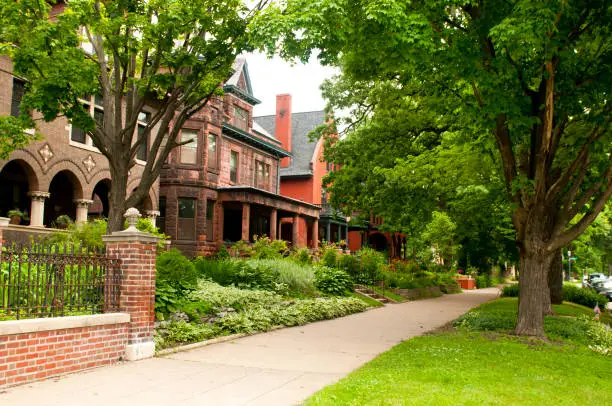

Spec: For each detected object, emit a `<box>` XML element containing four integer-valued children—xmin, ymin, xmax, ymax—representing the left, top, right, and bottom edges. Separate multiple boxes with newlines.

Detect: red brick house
<box><xmin>255</xmin><ymin>95</ymin><xmax>351</xmax><ymax>249</ymax></box>
<box><xmin>157</xmin><ymin>60</ymin><xmax>320</xmax><ymax>256</ymax></box>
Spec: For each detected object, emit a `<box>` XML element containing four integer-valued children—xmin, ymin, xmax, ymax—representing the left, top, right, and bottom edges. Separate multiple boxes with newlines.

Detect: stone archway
<box><xmin>0</xmin><ymin>160</ymin><xmax>40</xmax><ymax>223</ymax></box>
<box><xmin>90</xmin><ymin>179</ymin><xmax>111</xmax><ymax>219</ymax></box>
<box><xmin>44</xmin><ymin>170</ymin><xmax>84</xmax><ymax>226</ymax></box>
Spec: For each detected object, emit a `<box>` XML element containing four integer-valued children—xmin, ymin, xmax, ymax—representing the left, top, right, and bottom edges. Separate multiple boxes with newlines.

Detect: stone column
<box><xmin>103</xmin><ymin>208</ymin><xmax>160</xmax><ymax>361</ymax></box>
<box><xmin>270</xmin><ymin>209</ymin><xmax>278</xmax><ymax>240</ymax></box>
<box><xmin>326</xmin><ymin>222</ymin><xmax>331</xmax><ymax>243</ymax></box>
<box><xmin>241</xmin><ymin>203</ymin><xmax>250</xmax><ymax>241</ymax></box>
<box><xmin>217</xmin><ymin>203</ymin><xmax>225</xmax><ymax>242</ymax></box>
<box><xmin>74</xmin><ymin>199</ymin><xmax>93</xmax><ymax>223</ymax></box>
<box><xmin>27</xmin><ymin>191</ymin><xmax>50</xmax><ymax>227</ymax></box>
<box><xmin>292</xmin><ymin>213</ymin><xmax>300</xmax><ymax>248</ymax></box>
<box><xmin>312</xmin><ymin>219</ymin><xmax>319</xmax><ymax>249</ymax></box>
<box><xmin>145</xmin><ymin>210</ymin><xmax>160</xmax><ymax>228</ymax></box>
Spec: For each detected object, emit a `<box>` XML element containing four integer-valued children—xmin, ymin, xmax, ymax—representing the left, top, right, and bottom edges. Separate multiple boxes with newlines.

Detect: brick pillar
<box><xmin>270</xmin><ymin>209</ymin><xmax>277</xmax><ymax>240</ymax></box>
<box><xmin>292</xmin><ymin>214</ymin><xmax>300</xmax><ymax>248</ymax></box>
<box><xmin>28</xmin><ymin>191</ymin><xmax>50</xmax><ymax>227</ymax></box>
<box><xmin>241</xmin><ymin>203</ymin><xmax>250</xmax><ymax>241</ymax></box>
<box><xmin>102</xmin><ymin>208</ymin><xmax>160</xmax><ymax>361</ymax></box>
<box><xmin>312</xmin><ymin>219</ymin><xmax>319</xmax><ymax>249</ymax></box>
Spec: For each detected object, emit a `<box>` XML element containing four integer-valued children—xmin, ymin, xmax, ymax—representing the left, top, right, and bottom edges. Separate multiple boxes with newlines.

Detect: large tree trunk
<box><xmin>515</xmin><ymin>247</ymin><xmax>554</xmax><ymax>337</ymax></box>
<box><xmin>548</xmin><ymin>251</ymin><xmax>563</xmax><ymax>305</ymax></box>
<box><xmin>107</xmin><ymin>169</ymin><xmax>129</xmax><ymax>233</ymax></box>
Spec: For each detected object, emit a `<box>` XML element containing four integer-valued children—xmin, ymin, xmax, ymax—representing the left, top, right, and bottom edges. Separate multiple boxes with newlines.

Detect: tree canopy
<box><xmin>0</xmin><ymin>0</ymin><xmax>270</xmax><ymax>231</ymax></box>
<box><xmin>258</xmin><ymin>0</ymin><xmax>612</xmax><ymax>336</ymax></box>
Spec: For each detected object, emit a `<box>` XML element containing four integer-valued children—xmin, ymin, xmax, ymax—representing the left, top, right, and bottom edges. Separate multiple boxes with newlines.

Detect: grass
<box><xmin>246</xmin><ymin>258</ymin><xmax>316</xmax><ymax>297</ymax></box>
<box><xmin>368</xmin><ymin>286</ymin><xmax>406</xmax><ymax>302</ymax></box>
<box><xmin>305</xmin><ymin>298</ymin><xmax>612</xmax><ymax>405</ymax></box>
<box><xmin>348</xmin><ymin>291</ymin><xmax>384</xmax><ymax>308</ymax></box>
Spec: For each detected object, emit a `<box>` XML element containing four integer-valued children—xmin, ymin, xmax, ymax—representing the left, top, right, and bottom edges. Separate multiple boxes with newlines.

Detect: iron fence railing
<box><xmin>0</xmin><ymin>244</ymin><xmax>122</xmax><ymax>320</ymax></box>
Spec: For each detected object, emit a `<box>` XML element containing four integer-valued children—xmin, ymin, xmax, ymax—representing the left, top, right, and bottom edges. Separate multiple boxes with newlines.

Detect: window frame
<box><xmin>232</xmin><ymin>105</ymin><xmax>249</xmax><ymax>131</ymax></box>
<box><xmin>207</xmin><ymin>133</ymin><xmax>219</xmax><ymax>170</ymax></box>
<box><xmin>254</xmin><ymin>160</ymin><xmax>271</xmax><ymax>190</ymax></box>
<box><xmin>135</xmin><ymin>111</ymin><xmax>151</xmax><ymax>163</ymax></box>
<box><xmin>69</xmin><ymin>95</ymin><xmax>103</xmax><ymax>148</ymax></box>
<box><xmin>229</xmin><ymin>150</ymin><xmax>239</xmax><ymax>184</ymax></box>
<box><xmin>177</xmin><ymin>197</ymin><xmax>197</xmax><ymax>241</ymax></box>
<box><xmin>179</xmin><ymin>129</ymin><xmax>199</xmax><ymax>165</ymax></box>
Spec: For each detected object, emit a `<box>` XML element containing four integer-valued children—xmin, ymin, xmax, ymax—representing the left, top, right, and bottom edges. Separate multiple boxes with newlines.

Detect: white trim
<box><xmin>69</xmin><ymin>140</ymin><xmax>101</xmax><ymax>153</ymax></box>
<box><xmin>0</xmin><ymin>313</ymin><xmax>130</xmax><ymax>336</ymax></box>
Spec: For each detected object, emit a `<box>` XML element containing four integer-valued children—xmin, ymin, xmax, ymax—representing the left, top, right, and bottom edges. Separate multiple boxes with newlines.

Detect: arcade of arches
<box><xmin>0</xmin><ymin>160</ymin><xmax>157</xmax><ymax>228</ymax></box>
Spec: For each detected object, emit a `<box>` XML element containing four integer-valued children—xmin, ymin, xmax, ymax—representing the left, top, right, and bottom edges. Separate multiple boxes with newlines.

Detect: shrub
<box><xmin>389</xmin><ymin>260</ymin><xmax>420</xmax><ymax>274</ymax></box>
<box><xmin>578</xmin><ymin>315</ymin><xmax>612</xmax><ymax>356</ymax></box>
<box><xmin>193</xmin><ymin>258</ymin><xmax>278</xmax><ymax>291</ymax></box>
<box><xmin>321</xmin><ymin>248</ymin><xmax>339</xmax><ymax>268</ymax></box>
<box><xmin>357</xmin><ymin>248</ymin><xmax>385</xmax><ymax>283</ymax></box>
<box><xmin>338</xmin><ymin>254</ymin><xmax>360</xmax><ymax>280</ymax></box>
<box><xmin>251</xmin><ymin>235</ymin><xmax>288</xmax><ymax>259</ymax></box>
<box><xmin>502</xmin><ymin>284</ymin><xmax>520</xmax><ymax>297</ymax></box>
<box><xmin>563</xmin><ymin>284</ymin><xmax>609</xmax><ymax>308</ymax></box>
<box><xmin>294</xmin><ymin>248</ymin><xmax>311</xmax><ymax>264</ymax></box>
<box><xmin>189</xmin><ymin>280</ymin><xmax>282</xmax><ymax>310</ymax></box>
<box><xmin>314</xmin><ymin>266</ymin><xmax>353</xmax><ymax>295</ymax></box>
<box><xmin>157</xmin><ymin>249</ymin><xmax>199</xmax><ymax>288</ymax></box>
<box><xmin>155</xmin><ymin>321</ymin><xmax>218</xmax><ymax>349</ymax></box>
<box><xmin>155</xmin><ymin>282</ymin><xmax>183</xmax><ymax>320</ymax></box>
<box><xmin>216</xmin><ymin>245</ymin><xmax>230</xmax><ymax>260</ymax></box>
<box><xmin>247</xmin><ymin>259</ymin><xmax>317</xmax><ymax>297</ymax></box>
<box><xmin>476</xmin><ymin>274</ymin><xmax>493</xmax><ymax>289</ymax></box>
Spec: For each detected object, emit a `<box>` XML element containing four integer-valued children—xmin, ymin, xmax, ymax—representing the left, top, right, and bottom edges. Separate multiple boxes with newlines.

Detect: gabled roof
<box><xmin>224</xmin><ymin>58</ymin><xmax>261</xmax><ymax>105</ymax></box>
<box><xmin>255</xmin><ymin>110</ymin><xmax>326</xmax><ymax>178</ymax></box>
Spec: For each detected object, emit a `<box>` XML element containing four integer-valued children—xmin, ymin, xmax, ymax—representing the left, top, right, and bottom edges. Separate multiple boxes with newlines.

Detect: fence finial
<box><xmin>124</xmin><ymin>208</ymin><xmax>141</xmax><ymax>231</ymax></box>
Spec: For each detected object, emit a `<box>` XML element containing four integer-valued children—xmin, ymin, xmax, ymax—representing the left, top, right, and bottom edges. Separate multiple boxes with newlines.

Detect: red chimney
<box><xmin>276</xmin><ymin>94</ymin><xmax>292</xmax><ymax>167</ymax></box>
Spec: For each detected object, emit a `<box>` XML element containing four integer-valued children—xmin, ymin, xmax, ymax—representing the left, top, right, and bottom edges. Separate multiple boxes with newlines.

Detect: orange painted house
<box><xmin>256</xmin><ymin>95</ymin><xmax>351</xmax><ymax>249</ymax></box>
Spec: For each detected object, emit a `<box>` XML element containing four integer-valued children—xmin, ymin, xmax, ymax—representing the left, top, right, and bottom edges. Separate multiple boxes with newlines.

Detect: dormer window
<box><xmin>233</xmin><ymin>105</ymin><xmax>248</xmax><ymax>131</ymax></box>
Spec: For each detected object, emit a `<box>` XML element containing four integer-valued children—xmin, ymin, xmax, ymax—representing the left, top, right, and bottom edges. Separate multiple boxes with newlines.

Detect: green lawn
<box><xmin>305</xmin><ymin>299</ymin><xmax>612</xmax><ymax>406</ymax></box>
<box><xmin>348</xmin><ymin>291</ymin><xmax>385</xmax><ymax>308</ymax></box>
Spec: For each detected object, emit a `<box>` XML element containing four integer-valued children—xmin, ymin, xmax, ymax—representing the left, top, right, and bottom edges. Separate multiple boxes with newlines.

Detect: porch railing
<box><xmin>0</xmin><ymin>244</ymin><xmax>122</xmax><ymax>320</ymax></box>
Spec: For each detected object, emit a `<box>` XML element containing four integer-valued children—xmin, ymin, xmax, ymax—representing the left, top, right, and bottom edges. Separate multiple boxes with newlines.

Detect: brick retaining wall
<box><xmin>0</xmin><ymin>313</ymin><xmax>130</xmax><ymax>389</ymax></box>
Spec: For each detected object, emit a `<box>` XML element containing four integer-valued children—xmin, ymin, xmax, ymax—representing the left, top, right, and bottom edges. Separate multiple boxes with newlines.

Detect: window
<box><xmin>136</xmin><ymin>112</ymin><xmax>150</xmax><ymax>162</ymax></box>
<box><xmin>207</xmin><ymin>134</ymin><xmax>218</xmax><ymax>170</ymax></box>
<box><xmin>180</xmin><ymin>130</ymin><xmax>198</xmax><ymax>164</ymax></box>
<box><xmin>157</xmin><ymin>197</ymin><xmax>166</xmax><ymax>234</ymax></box>
<box><xmin>206</xmin><ymin>200</ymin><xmax>215</xmax><ymax>242</ymax></box>
<box><xmin>255</xmin><ymin>160</ymin><xmax>271</xmax><ymax>189</ymax></box>
<box><xmin>177</xmin><ymin>198</ymin><xmax>196</xmax><ymax>240</ymax></box>
<box><xmin>230</xmin><ymin>151</ymin><xmax>239</xmax><ymax>183</ymax></box>
<box><xmin>11</xmin><ymin>79</ymin><xmax>26</xmax><ymax>118</ymax></box>
<box><xmin>233</xmin><ymin>105</ymin><xmax>248</xmax><ymax>131</ymax></box>
<box><xmin>71</xmin><ymin>95</ymin><xmax>103</xmax><ymax>145</ymax></box>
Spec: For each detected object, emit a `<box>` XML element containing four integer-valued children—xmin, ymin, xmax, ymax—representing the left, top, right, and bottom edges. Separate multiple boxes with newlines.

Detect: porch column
<box><xmin>145</xmin><ymin>210</ymin><xmax>160</xmax><ymax>228</ymax></box>
<box><xmin>270</xmin><ymin>209</ymin><xmax>278</xmax><ymax>240</ymax></box>
<box><xmin>312</xmin><ymin>219</ymin><xmax>319</xmax><ymax>249</ymax></box>
<box><xmin>292</xmin><ymin>213</ymin><xmax>300</xmax><ymax>248</ymax></box>
<box><xmin>217</xmin><ymin>203</ymin><xmax>225</xmax><ymax>242</ymax></box>
<box><xmin>337</xmin><ymin>224</ymin><xmax>342</xmax><ymax>243</ymax></box>
<box><xmin>326</xmin><ymin>222</ymin><xmax>331</xmax><ymax>243</ymax></box>
<box><xmin>28</xmin><ymin>191</ymin><xmax>50</xmax><ymax>227</ymax></box>
<box><xmin>241</xmin><ymin>203</ymin><xmax>250</xmax><ymax>241</ymax></box>
<box><xmin>74</xmin><ymin>199</ymin><xmax>94</xmax><ymax>223</ymax></box>
<box><xmin>345</xmin><ymin>225</ymin><xmax>349</xmax><ymax>246</ymax></box>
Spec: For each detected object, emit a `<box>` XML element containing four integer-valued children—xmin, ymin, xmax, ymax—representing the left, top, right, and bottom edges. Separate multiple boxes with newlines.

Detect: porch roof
<box><xmin>217</xmin><ymin>186</ymin><xmax>320</xmax><ymax>218</ymax></box>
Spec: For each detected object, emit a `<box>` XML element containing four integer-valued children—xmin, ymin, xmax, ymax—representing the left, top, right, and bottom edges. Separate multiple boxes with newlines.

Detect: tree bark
<box><xmin>107</xmin><ymin>169</ymin><xmax>129</xmax><ymax>233</ymax></box>
<box><xmin>515</xmin><ymin>247</ymin><xmax>554</xmax><ymax>337</ymax></box>
<box><xmin>548</xmin><ymin>251</ymin><xmax>563</xmax><ymax>305</ymax></box>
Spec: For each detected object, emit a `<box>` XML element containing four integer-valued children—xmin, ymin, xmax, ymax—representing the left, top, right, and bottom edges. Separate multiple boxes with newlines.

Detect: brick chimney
<box><xmin>276</xmin><ymin>94</ymin><xmax>292</xmax><ymax>167</ymax></box>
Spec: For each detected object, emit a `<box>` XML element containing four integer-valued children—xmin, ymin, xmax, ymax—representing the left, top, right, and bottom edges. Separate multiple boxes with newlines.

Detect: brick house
<box><xmin>157</xmin><ymin>60</ymin><xmax>320</xmax><ymax>256</ymax></box>
<box><xmin>255</xmin><ymin>95</ymin><xmax>352</xmax><ymax>249</ymax></box>
<box><xmin>0</xmin><ymin>55</ymin><xmax>159</xmax><ymax>243</ymax></box>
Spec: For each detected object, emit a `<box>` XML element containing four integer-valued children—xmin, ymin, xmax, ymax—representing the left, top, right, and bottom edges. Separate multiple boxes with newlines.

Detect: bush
<box><xmin>476</xmin><ymin>274</ymin><xmax>493</xmax><ymax>289</ymax></box>
<box><xmin>502</xmin><ymin>284</ymin><xmax>520</xmax><ymax>297</ymax></box>
<box><xmin>314</xmin><ymin>266</ymin><xmax>353</xmax><ymax>295</ymax></box>
<box><xmin>189</xmin><ymin>280</ymin><xmax>282</xmax><ymax>310</ymax></box>
<box><xmin>216</xmin><ymin>245</ymin><xmax>230</xmax><ymax>260</ymax></box>
<box><xmin>193</xmin><ymin>258</ymin><xmax>278</xmax><ymax>291</ymax></box>
<box><xmin>251</xmin><ymin>235</ymin><xmax>288</xmax><ymax>259</ymax></box>
<box><xmin>321</xmin><ymin>248</ymin><xmax>339</xmax><ymax>268</ymax></box>
<box><xmin>247</xmin><ymin>259</ymin><xmax>317</xmax><ymax>297</ymax></box>
<box><xmin>338</xmin><ymin>254</ymin><xmax>360</xmax><ymax>280</ymax></box>
<box><xmin>157</xmin><ymin>249</ymin><xmax>198</xmax><ymax>288</ymax></box>
<box><xmin>294</xmin><ymin>248</ymin><xmax>311</xmax><ymax>264</ymax></box>
<box><xmin>155</xmin><ymin>321</ymin><xmax>218</xmax><ymax>350</ymax></box>
<box><xmin>563</xmin><ymin>284</ymin><xmax>609</xmax><ymax>308</ymax></box>
<box><xmin>389</xmin><ymin>260</ymin><xmax>420</xmax><ymax>274</ymax></box>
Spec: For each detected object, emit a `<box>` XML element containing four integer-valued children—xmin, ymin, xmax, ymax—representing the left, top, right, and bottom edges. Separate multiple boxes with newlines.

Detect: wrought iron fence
<box><xmin>0</xmin><ymin>243</ymin><xmax>122</xmax><ymax>320</ymax></box>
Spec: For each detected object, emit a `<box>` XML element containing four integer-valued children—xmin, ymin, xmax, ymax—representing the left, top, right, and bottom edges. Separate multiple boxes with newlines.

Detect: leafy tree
<box><xmin>259</xmin><ymin>0</ymin><xmax>612</xmax><ymax>336</ymax></box>
<box><xmin>422</xmin><ymin>211</ymin><xmax>459</xmax><ymax>266</ymax></box>
<box><xmin>0</xmin><ymin>0</ymin><xmax>270</xmax><ymax>232</ymax></box>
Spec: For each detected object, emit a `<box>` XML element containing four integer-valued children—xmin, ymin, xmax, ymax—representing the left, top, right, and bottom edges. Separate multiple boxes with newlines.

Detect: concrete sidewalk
<box><xmin>0</xmin><ymin>288</ymin><xmax>499</xmax><ymax>406</ymax></box>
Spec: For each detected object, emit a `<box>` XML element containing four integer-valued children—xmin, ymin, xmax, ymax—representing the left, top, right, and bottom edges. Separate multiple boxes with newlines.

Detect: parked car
<box><xmin>591</xmin><ymin>279</ymin><xmax>612</xmax><ymax>299</ymax></box>
<box><xmin>584</xmin><ymin>273</ymin><xmax>607</xmax><ymax>289</ymax></box>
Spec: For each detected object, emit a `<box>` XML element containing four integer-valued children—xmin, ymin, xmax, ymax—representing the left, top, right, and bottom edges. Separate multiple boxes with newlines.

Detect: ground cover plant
<box><xmin>305</xmin><ymin>298</ymin><xmax>612</xmax><ymax>405</ymax></box>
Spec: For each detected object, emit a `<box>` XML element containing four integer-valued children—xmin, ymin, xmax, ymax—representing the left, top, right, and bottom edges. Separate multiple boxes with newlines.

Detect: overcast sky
<box><xmin>245</xmin><ymin>52</ymin><xmax>338</xmax><ymax>117</ymax></box>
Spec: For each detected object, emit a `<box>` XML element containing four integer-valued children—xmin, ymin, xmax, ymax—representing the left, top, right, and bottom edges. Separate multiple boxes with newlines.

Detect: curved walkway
<box><xmin>0</xmin><ymin>288</ymin><xmax>500</xmax><ymax>406</ymax></box>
